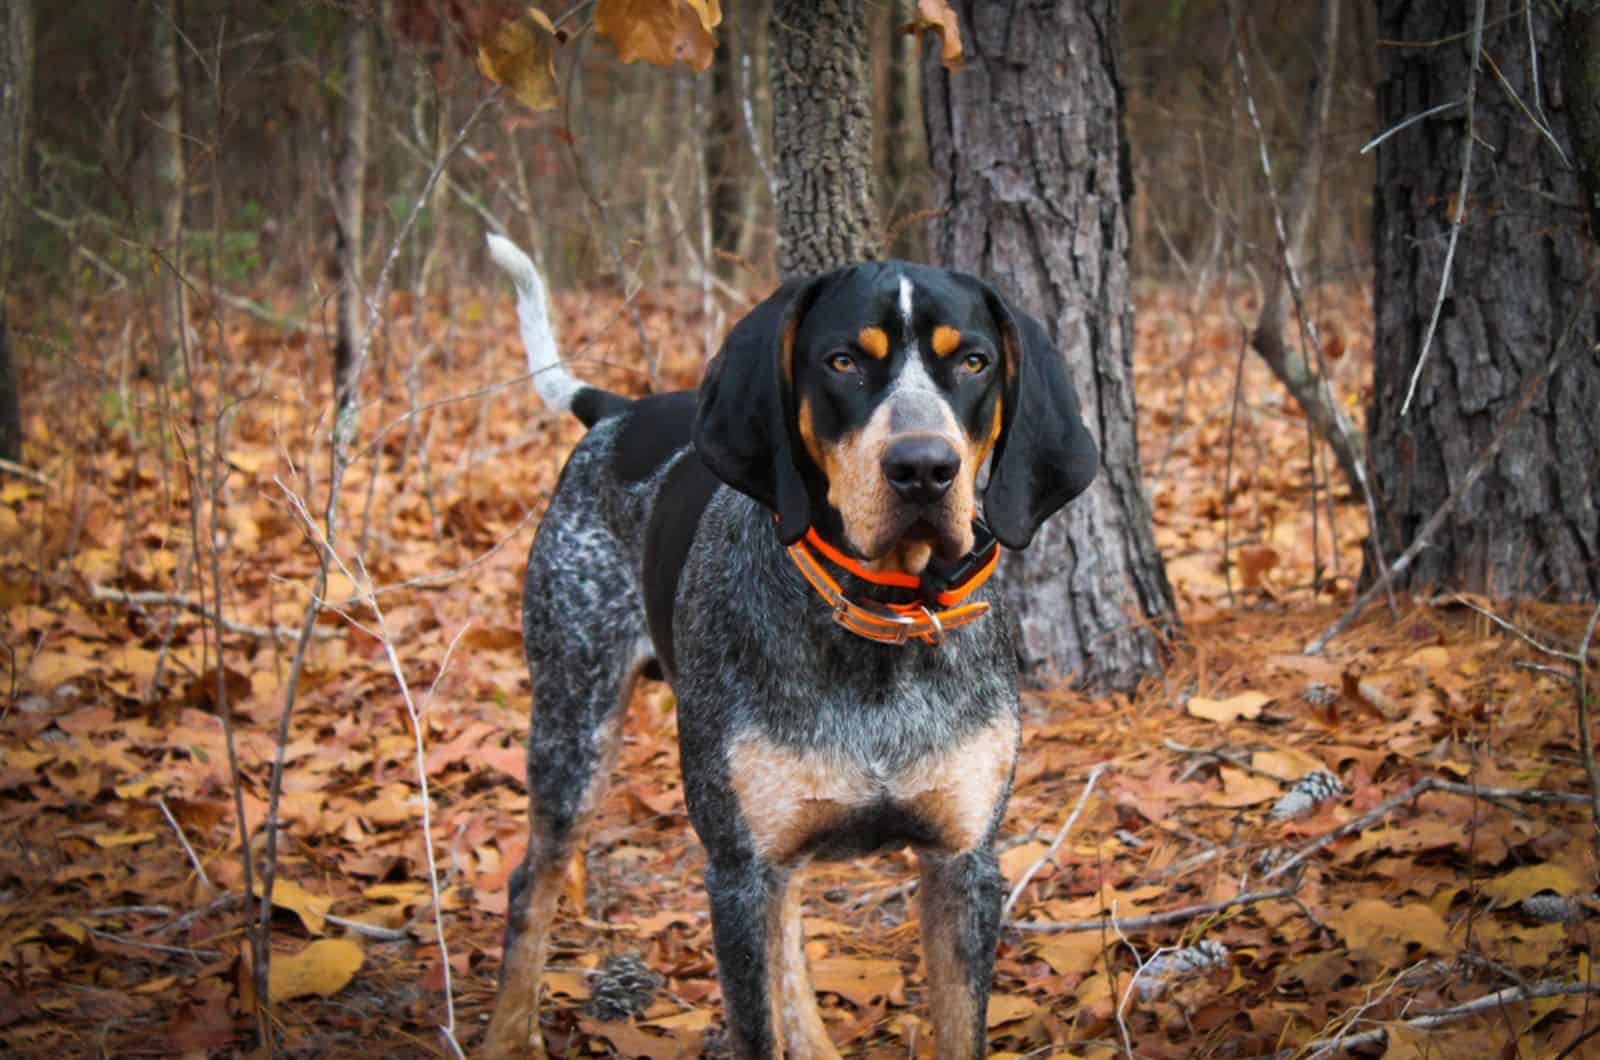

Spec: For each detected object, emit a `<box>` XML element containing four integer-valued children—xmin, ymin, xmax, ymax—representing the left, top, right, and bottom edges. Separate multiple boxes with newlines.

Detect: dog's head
<box><xmin>694</xmin><ymin>261</ymin><xmax>1097</xmax><ymax>572</ymax></box>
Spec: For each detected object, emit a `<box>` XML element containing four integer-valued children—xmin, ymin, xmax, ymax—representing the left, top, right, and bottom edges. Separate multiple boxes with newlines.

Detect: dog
<box><xmin>481</xmin><ymin>232</ymin><xmax>1098</xmax><ymax>1059</ymax></box>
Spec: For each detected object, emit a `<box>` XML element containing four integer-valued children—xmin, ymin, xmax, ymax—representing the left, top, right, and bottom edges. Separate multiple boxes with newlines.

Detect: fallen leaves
<box><xmin>269</xmin><ymin>938</ymin><xmax>365</xmax><ymax>1000</ymax></box>
<box><xmin>2</xmin><ymin>277</ymin><xmax>1596</xmax><ymax>1058</ymax></box>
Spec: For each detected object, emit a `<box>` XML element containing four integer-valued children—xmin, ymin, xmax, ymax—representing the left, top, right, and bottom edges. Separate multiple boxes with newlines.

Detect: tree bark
<box><xmin>0</xmin><ymin>0</ymin><xmax>33</xmax><ymax>462</ymax></box>
<box><xmin>706</xmin><ymin>4</ymin><xmax>743</xmax><ymax>271</ymax></box>
<box><xmin>151</xmin><ymin>0</ymin><xmax>186</xmax><ymax>360</ymax></box>
<box><xmin>1370</xmin><ymin>3</ymin><xmax>1600</xmax><ymax>600</ymax></box>
<box><xmin>924</xmin><ymin>0</ymin><xmax>1176</xmax><ymax>691</ymax></box>
<box><xmin>769</xmin><ymin>0</ymin><xmax>881</xmax><ymax>276</ymax></box>
<box><xmin>333</xmin><ymin>10</ymin><xmax>373</xmax><ymax>418</ymax></box>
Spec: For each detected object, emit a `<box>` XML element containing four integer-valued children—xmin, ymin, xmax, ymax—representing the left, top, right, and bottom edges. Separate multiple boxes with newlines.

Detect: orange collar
<box><xmin>785</xmin><ymin>525</ymin><xmax>1001</xmax><ymax>646</ymax></box>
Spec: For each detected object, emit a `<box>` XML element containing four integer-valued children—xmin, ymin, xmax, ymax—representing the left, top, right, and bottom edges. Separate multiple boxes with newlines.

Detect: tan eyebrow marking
<box><xmin>932</xmin><ymin>325</ymin><xmax>962</xmax><ymax>357</ymax></box>
<box><xmin>857</xmin><ymin>326</ymin><xmax>890</xmax><ymax>360</ymax></box>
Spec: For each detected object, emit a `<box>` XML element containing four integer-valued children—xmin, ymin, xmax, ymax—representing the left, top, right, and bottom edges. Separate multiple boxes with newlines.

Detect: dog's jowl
<box><xmin>481</xmin><ymin>233</ymin><xmax>1097</xmax><ymax>1060</ymax></box>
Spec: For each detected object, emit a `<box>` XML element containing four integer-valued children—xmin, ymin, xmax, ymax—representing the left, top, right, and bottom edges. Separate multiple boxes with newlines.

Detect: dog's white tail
<box><xmin>486</xmin><ymin>232</ymin><xmax>583</xmax><ymax>414</ymax></box>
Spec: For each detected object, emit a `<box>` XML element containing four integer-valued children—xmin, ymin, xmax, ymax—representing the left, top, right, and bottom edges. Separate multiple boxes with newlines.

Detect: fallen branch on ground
<box><xmin>1264</xmin><ymin>776</ymin><xmax>1590</xmax><ymax>882</ymax></box>
<box><xmin>1006</xmin><ymin>879</ymin><xmax>1302</xmax><ymax>935</ymax></box>
<box><xmin>89</xmin><ymin>583</ymin><xmax>338</xmax><ymax>642</ymax></box>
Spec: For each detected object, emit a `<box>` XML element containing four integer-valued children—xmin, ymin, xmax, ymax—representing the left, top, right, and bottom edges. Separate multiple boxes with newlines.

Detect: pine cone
<box><xmin>585</xmin><ymin>952</ymin><xmax>662</xmax><ymax>1022</ymax></box>
<box><xmin>1269</xmin><ymin>769</ymin><xmax>1345</xmax><ymax>821</ymax></box>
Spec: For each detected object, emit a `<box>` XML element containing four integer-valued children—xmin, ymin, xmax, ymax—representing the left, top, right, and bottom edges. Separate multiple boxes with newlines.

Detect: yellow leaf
<box><xmin>1479</xmin><ymin>863</ymin><xmax>1581</xmax><ymax>908</ymax></box>
<box><xmin>1250</xmin><ymin>747</ymin><xmax>1323</xmax><ymax>779</ymax></box>
<box><xmin>596</xmin><ymin>0</ymin><xmax>721</xmax><ymax>73</ymax></box>
<box><xmin>133</xmin><ymin>974</ymin><xmax>177</xmax><ymax>995</ymax></box>
<box><xmin>911</xmin><ymin>0</ymin><xmax>963</xmax><ymax>70</ymax></box>
<box><xmin>1187</xmin><ymin>690</ymin><xmax>1271</xmax><ymax>723</ymax></box>
<box><xmin>268</xmin><ymin>938</ymin><xmax>364</xmax><ymax>1000</ymax></box>
<box><xmin>1327</xmin><ymin>899</ymin><xmax>1450</xmax><ymax>965</ymax></box>
<box><xmin>1404</xmin><ymin>646</ymin><xmax>1450</xmax><ymax>671</ymax></box>
<box><xmin>985</xmin><ymin>993</ymin><xmax>1038</xmax><ymax>1028</ymax></box>
<box><xmin>1032</xmin><ymin>933</ymin><xmax>1105</xmax><ymax>977</ymax></box>
<box><xmin>253</xmin><ymin>876</ymin><xmax>332</xmax><ymax>936</ymax></box>
<box><xmin>477</xmin><ymin>11</ymin><xmax>561</xmax><ymax>111</ymax></box>
<box><xmin>643</xmin><ymin>1008</ymin><xmax>715</xmax><ymax>1031</ymax></box>
<box><xmin>1214</xmin><ymin>766</ymin><xmax>1280</xmax><ymax>807</ymax></box>
<box><xmin>93</xmin><ymin>831</ymin><xmax>157</xmax><ymax>849</ymax></box>
<box><xmin>24</xmin><ymin>651</ymin><xmax>100</xmax><ymax>692</ymax></box>
<box><xmin>810</xmin><ymin>956</ymin><xmax>904</xmax><ymax>1007</ymax></box>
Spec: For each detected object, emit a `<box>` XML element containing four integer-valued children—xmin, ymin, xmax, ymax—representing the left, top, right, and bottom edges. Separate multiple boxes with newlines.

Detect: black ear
<box><xmin>978</xmin><ymin>289</ymin><xmax>1099</xmax><ymax>550</ymax></box>
<box><xmin>693</xmin><ymin>275</ymin><xmax>825</xmax><ymax>544</ymax></box>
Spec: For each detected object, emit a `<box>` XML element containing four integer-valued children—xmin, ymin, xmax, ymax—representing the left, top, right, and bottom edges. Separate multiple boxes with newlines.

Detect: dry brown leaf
<box><xmin>1327</xmin><ymin>899</ymin><xmax>1450</xmax><ymax>966</ymax></box>
<box><xmin>1187</xmin><ymin>690</ymin><xmax>1272</xmax><ymax>723</ymax></box>
<box><xmin>477</xmin><ymin>9</ymin><xmax>561</xmax><ymax>111</ymax></box>
<box><xmin>1479</xmin><ymin>863</ymin><xmax>1582</xmax><ymax>908</ymax></box>
<box><xmin>910</xmin><ymin>0</ymin><xmax>963</xmax><ymax>69</ymax></box>
<box><xmin>596</xmin><ymin>0</ymin><xmax>722</xmax><ymax>73</ymax></box>
<box><xmin>268</xmin><ymin>938</ymin><xmax>364</xmax><ymax>1000</ymax></box>
<box><xmin>810</xmin><ymin>956</ymin><xmax>904</xmax><ymax>1007</ymax></box>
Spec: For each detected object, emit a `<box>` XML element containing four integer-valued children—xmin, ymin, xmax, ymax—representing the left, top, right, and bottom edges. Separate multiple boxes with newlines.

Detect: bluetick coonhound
<box><xmin>481</xmin><ymin>233</ymin><xmax>1098</xmax><ymax>1059</ymax></box>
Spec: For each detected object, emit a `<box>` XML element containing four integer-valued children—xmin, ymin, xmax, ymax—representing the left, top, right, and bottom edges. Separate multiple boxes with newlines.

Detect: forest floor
<box><xmin>1</xmin><ymin>273</ymin><xmax>1597</xmax><ymax>1058</ymax></box>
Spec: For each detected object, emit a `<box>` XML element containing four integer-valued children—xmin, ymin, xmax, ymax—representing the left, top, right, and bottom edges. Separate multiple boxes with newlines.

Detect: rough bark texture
<box><xmin>1564</xmin><ymin>4</ymin><xmax>1600</xmax><ymax>241</ymax></box>
<box><xmin>0</xmin><ymin>0</ymin><xmax>33</xmax><ymax>461</ymax></box>
<box><xmin>924</xmin><ymin>0</ymin><xmax>1175</xmax><ymax>691</ymax></box>
<box><xmin>150</xmin><ymin>1</ymin><xmax>186</xmax><ymax>359</ymax></box>
<box><xmin>770</xmin><ymin>0</ymin><xmax>881</xmax><ymax>276</ymax></box>
<box><xmin>1371</xmin><ymin>3</ymin><xmax>1600</xmax><ymax>600</ymax></box>
<box><xmin>706</xmin><ymin>8</ymin><xmax>742</xmax><ymax>269</ymax></box>
<box><xmin>333</xmin><ymin>13</ymin><xmax>372</xmax><ymax>415</ymax></box>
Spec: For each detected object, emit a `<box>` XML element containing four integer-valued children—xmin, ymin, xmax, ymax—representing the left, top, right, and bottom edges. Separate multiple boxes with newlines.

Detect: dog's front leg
<box><xmin>918</xmin><ymin>846</ymin><xmax>1004</xmax><ymax>1060</ymax></box>
<box><xmin>707</xmin><ymin>854</ymin><xmax>837</xmax><ymax>1059</ymax></box>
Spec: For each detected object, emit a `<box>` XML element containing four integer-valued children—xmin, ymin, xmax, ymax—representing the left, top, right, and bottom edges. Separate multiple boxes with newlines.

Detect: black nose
<box><xmin>881</xmin><ymin>435</ymin><xmax>960</xmax><ymax>505</ymax></box>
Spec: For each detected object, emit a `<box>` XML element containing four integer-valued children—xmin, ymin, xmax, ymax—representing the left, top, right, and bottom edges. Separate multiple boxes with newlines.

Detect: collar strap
<box><xmin>785</xmin><ymin>525</ymin><xmax>1001</xmax><ymax>646</ymax></box>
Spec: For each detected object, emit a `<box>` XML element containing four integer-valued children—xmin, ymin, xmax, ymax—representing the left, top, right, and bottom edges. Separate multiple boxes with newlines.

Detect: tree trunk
<box><xmin>151</xmin><ymin>0</ymin><xmax>186</xmax><ymax>360</ymax></box>
<box><xmin>924</xmin><ymin>0</ymin><xmax>1175</xmax><ymax>691</ymax></box>
<box><xmin>333</xmin><ymin>11</ymin><xmax>373</xmax><ymax>418</ymax></box>
<box><xmin>0</xmin><ymin>0</ymin><xmax>33</xmax><ymax>462</ymax></box>
<box><xmin>706</xmin><ymin>5</ymin><xmax>742</xmax><ymax>271</ymax></box>
<box><xmin>769</xmin><ymin>0</ymin><xmax>881</xmax><ymax>276</ymax></box>
<box><xmin>1369</xmin><ymin>3</ymin><xmax>1600</xmax><ymax>600</ymax></box>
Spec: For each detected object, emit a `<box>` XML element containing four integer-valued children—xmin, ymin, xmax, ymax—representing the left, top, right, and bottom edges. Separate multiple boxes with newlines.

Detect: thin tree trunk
<box><xmin>1370</xmin><ymin>3</ymin><xmax>1600</xmax><ymax>599</ymax></box>
<box><xmin>151</xmin><ymin>0</ymin><xmax>186</xmax><ymax>360</ymax></box>
<box><xmin>924</xmin><ymin>0</ymin><xmax>1176</xmax><ymax>691</ymax></box>
<box><xmin>706</xmin><ymin>4</ymin><xmax>742</xmax><ymax>271</ymax></box>
<box><xmin>769</xmin><ymin>0</ymin><xmax>881</xmax><ymax>275</ymax></box>
<box><xmin>333</xmin><ymin>11</ymin><xmax>373</xmax><ymax>418</ymax></box>
<box><xmin>0</xmin><ymin>0</ymin><xmax>33</xmax><ymax>462</ymax></box>
<box><xmin>1244</xmin><ymin>0</ymin><xmax>1366</xmax><ymax>493</ymax></box>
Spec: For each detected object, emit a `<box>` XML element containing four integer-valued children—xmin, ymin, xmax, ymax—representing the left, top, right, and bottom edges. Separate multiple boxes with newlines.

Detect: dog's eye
<box><xmin>961</xmin><ymin>351</ymin><xmax>991</xmax><ymax>374</ymax></box>
<box><xmin>826</xmin><ymin>351</ymin><xmax>857</xmax><ymax>374</ymax></box>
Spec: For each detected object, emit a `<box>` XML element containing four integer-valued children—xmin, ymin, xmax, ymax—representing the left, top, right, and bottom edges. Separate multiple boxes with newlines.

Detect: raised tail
<box><xmin>486</xmin><ymin>232</ymin><xmax>630</xmax><ymax>427</ymax></box>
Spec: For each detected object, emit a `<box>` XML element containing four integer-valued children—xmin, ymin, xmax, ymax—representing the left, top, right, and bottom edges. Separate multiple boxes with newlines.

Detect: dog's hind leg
<box><xmin>484</xmin><ymin>524</ymin><xmax>651</xmax><ymax>1058</ymax></box>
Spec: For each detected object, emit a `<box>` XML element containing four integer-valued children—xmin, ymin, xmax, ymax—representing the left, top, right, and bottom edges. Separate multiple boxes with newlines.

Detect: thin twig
<box><xmin>0</xmin><ymin>457</ymin><xmax>50</xmax><ymax>485</ymax></box>
<box><xmin>1002</xmin><ymin>764</ymin><xmax>1109</xmax><ymax>920</ymax></box>
<box><xmin>1360</xmin><ymin>98</ymin><xmax>1464</xmax><ymax>155</ymax></box>
<box><xmin>1007</xmin><ymin>880</ymin><xmax>1302</xmax><ymax>934</ymax></box>
<box><xmin>156</xmin><ymin>795</ymin><xmax>213</xmax><ymax>892</ymax></box>
<box><xmin>87</xmin><ymin>928</ymin><xmax>223</xmax><ymax>961</ymax></box>
<box><xmin>1264</xmin><ymin>776</ymin><xmax>1589</xmax><ymax>882</ymax></box>
<box><xmin>254</xmin><ymin>87</ymin><xmax>497</xmax><ymax>1025</ymax></box>
<box><xmin>1302</xmin><ymin>979</ymin><xmax>1600</xmax><ymax>1058</ymax></box>
<box><xmin>1400</xmin><ymin>0</ymin><xmax>1487</xmax><ymax>417</ymax></box>
<box><xmin>90</xmin><ymin>583</ymin><xmax>338</xmax><ymax>642</ymax></box>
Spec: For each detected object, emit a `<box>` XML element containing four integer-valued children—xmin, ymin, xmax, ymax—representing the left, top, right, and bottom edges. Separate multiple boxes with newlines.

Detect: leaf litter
<box><xmin>0</xmin><ymin>278</ymin><xmax>1596</xmax><ymax>1056</ymax></box>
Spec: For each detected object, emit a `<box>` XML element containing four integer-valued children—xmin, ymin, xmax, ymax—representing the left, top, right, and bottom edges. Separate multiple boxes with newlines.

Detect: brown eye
<box><xmin>962</xmin><ymin>351</ymin><xmax>990</xmax><ymax>374</ymax></box>
<box><xmin>826</xmin><ymin>351</ymin><xmax>857</xmax><ymax>374</ymax></box>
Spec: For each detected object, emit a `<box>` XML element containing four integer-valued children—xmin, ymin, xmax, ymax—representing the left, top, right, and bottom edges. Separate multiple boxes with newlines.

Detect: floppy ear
<box><xmin>693</xmin><ymin>275</ymin><xmax>825</xmax><ymax>544</ymax></box>
<box><xmin>978</xmin><ymin>289</ymin><xmax>1100</xmax><ymax>550</ymax></box>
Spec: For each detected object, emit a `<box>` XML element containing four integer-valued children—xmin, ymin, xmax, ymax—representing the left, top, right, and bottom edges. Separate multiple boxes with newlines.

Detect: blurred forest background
<box><xmin>3</xmin><ymin>0</ymin><xmax>1600</xmax><ymax>1057</ymax></box>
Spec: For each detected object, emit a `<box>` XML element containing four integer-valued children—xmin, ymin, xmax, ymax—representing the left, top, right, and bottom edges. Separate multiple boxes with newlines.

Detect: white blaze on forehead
<box><xmin>898</xmin><ymin>273</ymin><xmax>915</xmax><ymax>341</ymax></box>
